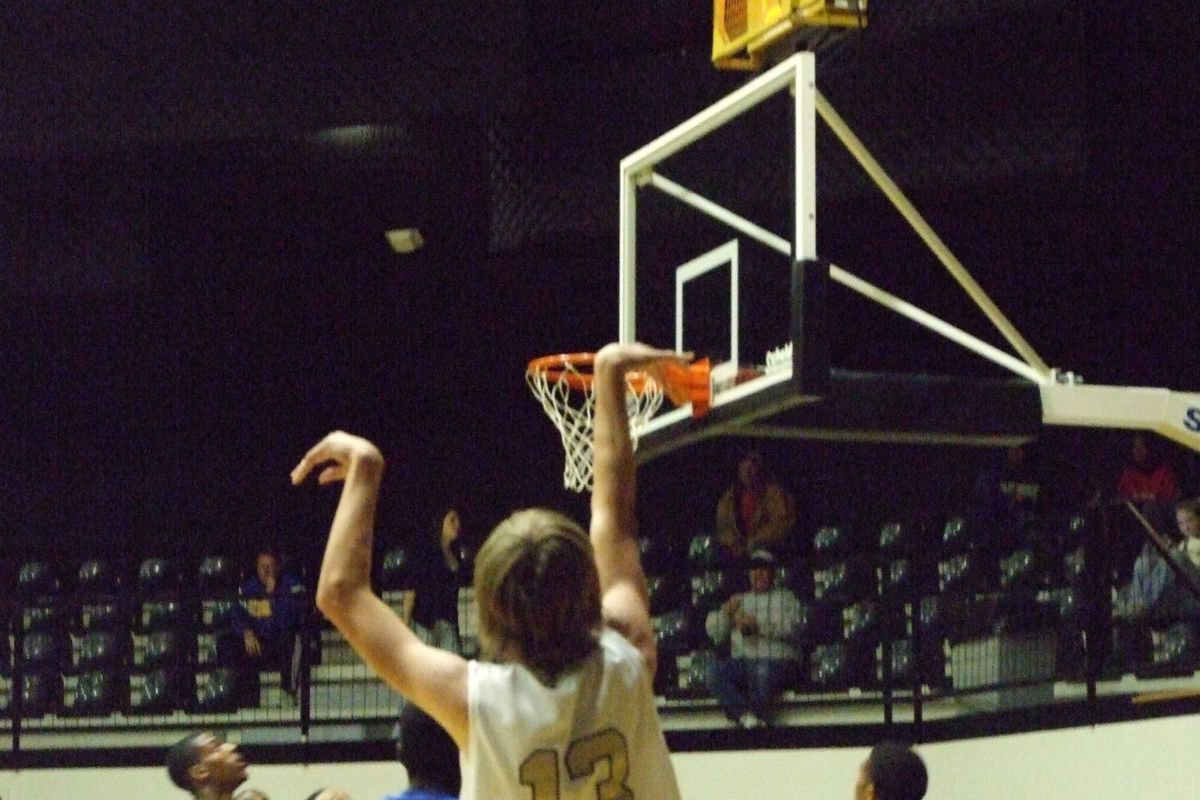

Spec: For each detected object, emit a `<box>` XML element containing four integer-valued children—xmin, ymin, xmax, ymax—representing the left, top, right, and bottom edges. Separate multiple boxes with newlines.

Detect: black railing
<box><xmin>2</xmin><ymin>505</ymin><xmax>1199</xmax><ymax>757</ymax></box>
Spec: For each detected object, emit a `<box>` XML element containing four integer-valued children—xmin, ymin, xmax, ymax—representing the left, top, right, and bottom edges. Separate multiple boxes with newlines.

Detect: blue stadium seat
<box><xmin>197</xmin><ymin>555</ymin><xmax>237</xmax><ymax>595</ymax></box>
<box><xmin>82</xmin><ymin>598</ymin><xmax>130</xmax><ymax>632</ymax></box>
<box><xmin>137</xmin><ymin>558</ymin><xmax>180</xmax><ymax>596</ymax></box>
<box><xmin>813</xmin><ymin>559</ymin><xmax>874</xmax><ymax>606</ymax></box>
<box><xmin>689</xmin><ymin>570</ymin><xmax>729</xmax><ymax>614</ymax></box>
<box><xmin>23</xmin><ymin>601</ymin><xmax>65</xmax><ymax>632</ymax></box>
<box><xmin>17</xmin><ymin>561</ymin><xmax>60</xmax><ymax>600</ymax></box>
<box><xmin>22</xmin><ymin>630</ymin><xmax>68</xmax><ymax>671</ymax></box>
<box><xmin>195</xmin><ymin>667</ymin><xmax>240</xmax><ymax>712</ymax></box>
<box><xmin>878</xmin><ymin>521</ymin><xmax>917</xmax><ymax>554</ymax></box>
<box><xmin>686</xmin><ymin>534</ymin><xmax>721</xmax><ymax>570</ymax></box>
<box><xmin>813</xmin><ymin>524</ymin><xmax>851</xmax><ymax>557</ymax></box>
<box><xmin>842</xmin><ymin>599</ymin><xmax>881</xmax><ymax>645</ymax></box>
<box><xmin>380</xmin><ymin>547</ymin><xmax>411</xmax><ymax>590</ymax></box>
<box><xmin>135</xmin><ymin>665</ymin><xmax>192</xmax><ymax>713</ymax></box>
<box><xmin>140</xmin><ymin>599</ymin><xmax>189</xmax><ymax>632</ymax></box>
<box><xmin>77</xmin><ymin>559</ymin><xmax>121</xmax><ymax>596</ymax></box>
<box><xmin>77</xmin><ymin>630</ymin><xmax>130</xmax><ymax>671</ymax></box>
<box><xmin>71</xmin><ymin>669</ymin><xmax>127</xmax><ymax>716</ymax></box>
<box><xmin>143</xmin><ymin>629</ymin><xmax>188</xmax><ymax>668</ymax></box>
<box><xmin>21</xmin><ymin>671</ymin><xmax>63</xmax><ymax>715</ymax></box>
<box><xmin>203</xmin><ymin>598</ymin><xmax>238</xmax><ymax>631</ymax></box>
<box><xmin>652</xmin><ymin>608</ymin><xmax>692</xmax><ymax>655</ymax></box>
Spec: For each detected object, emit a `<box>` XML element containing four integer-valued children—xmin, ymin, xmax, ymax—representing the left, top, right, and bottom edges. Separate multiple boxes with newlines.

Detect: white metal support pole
<box><xmin>619</xmin><ymin>166</ymin><xmax>637</xmax><ymax>343</ymax></box>
<box><xmin>794</xmin><ymin>54</ymin><xmax>817</xmax><ymax>262</ymax></box>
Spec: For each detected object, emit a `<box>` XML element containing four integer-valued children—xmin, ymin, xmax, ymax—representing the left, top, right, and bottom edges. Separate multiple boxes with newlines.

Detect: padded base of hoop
<box><xmin>634</xmin><ymin>368</ymin><xmax>1042</xmax><ymax>462</ymax></box>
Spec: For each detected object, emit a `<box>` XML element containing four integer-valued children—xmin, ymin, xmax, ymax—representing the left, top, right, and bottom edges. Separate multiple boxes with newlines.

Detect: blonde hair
<box><xmin>473</xmin><ymin>508</ymin><xmax>601</xmax><ymax>682</ymax></box>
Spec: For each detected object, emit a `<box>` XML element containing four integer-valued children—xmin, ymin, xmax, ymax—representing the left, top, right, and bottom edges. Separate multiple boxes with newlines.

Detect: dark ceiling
<box><xmin>1</xmin><ymin>1</ymin><xmax>1197</xmax><ymax>564</ymax></box>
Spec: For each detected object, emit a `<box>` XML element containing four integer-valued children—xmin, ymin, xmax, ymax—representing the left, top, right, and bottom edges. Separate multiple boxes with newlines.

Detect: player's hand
<box><xmin>244</xmin><ymin>629</ymin><xmax>262</xmax><ymax>656</ymax></box>
<box><xmin>595</xmin><ymin>342</ymin><xmax>692</xmax><ymax>376</ymax></box>
<box><xmin>290</xmin><ymin>431</ymin><xmax>384</xmax><ymax>486</ymax></box>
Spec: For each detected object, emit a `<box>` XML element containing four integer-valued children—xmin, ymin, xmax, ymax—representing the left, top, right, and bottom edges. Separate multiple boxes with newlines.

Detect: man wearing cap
<box><xmin>704</xmin><ymin>548</ymin><xmax>802</xmax><ymax>728</ymax></box>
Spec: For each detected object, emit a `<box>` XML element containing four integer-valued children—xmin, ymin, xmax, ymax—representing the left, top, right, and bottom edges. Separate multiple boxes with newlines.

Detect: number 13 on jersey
<box><xmin>519</xmin><ymin>728</ymin><xmax>633</xmax><ymax>800</ymax></box>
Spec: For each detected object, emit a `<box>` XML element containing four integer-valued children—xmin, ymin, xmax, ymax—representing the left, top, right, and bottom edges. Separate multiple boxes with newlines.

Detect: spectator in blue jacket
<box><xmin>231</xmin><ymin>548</ymin><xmax>304</xmax><ymax>697</ymax></box>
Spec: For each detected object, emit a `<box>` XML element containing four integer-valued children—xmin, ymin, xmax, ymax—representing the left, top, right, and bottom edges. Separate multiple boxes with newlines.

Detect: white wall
<box><xmin>3</xmin><ymin>714</ymin><xmax>1199</xmax><ymax>800</ymax></box>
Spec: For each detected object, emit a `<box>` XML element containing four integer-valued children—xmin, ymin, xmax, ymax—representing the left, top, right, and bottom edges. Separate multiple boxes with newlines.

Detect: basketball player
<box><xmin>292</xmin><ymin>341</ymin><xmax>686</xmax><ymax>800</ymax></box>
<box><xmin>854</xmin><ymin>740</ymin><xmax>929</xmax><ymax>800</ymax></box>
<box><xmin>165</xmin><ymin>732</ymin><xmax>252</xmax><ymax>799</ymax></box>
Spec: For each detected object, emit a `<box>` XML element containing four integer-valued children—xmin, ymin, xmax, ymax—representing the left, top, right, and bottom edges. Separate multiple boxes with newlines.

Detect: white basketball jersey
<box><xmin>461</xmin><ymin>627</ymin><xmax>682</xmax><ymax>800</ymax></box>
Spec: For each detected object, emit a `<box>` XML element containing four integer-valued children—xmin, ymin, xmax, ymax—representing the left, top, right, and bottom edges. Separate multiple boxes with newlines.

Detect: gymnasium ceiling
<box><xmin>0</xmin><ymin>1</ymin><xmax>1196</xmax><ymax>547</ymax></box>
<box><xmin>0</xmin><ymin>2</ymin><xmax>1106</xmax><ymax>236</ymax></box>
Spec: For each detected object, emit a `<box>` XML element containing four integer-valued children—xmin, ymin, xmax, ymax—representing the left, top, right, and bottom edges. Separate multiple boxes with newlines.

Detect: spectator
<box><xmin>705</xmin><ymin>549</ymin><xmax>802</xmax><ymax>728</ymax></box>
<box><xmin>1112</xmin><ymin>434</ymin><xmax>1182</xmax><ymax>578</ymax></box>
<box><xmin>715</xmin><ymin>450</ymin><xmax>796</xmax><ymax>561</ymax></box>
<box><xmin>384</xmin><ymin>701</ymin><xmax>461</xmax><ymax>799</ymax></box>
<box><xmin>854</xmin><ymin>740</ymin><xmax>928</xmax><ymax>800</ymax></box>
<box><xmin>231</xmin><ymin>548</ymin><xmax>305</xmax><ymax>698</ymax></box>
<box><xmin>1117</xmin><ymin>434</ymin><xmax>1181</xmax><ymax>513</ymax></box>
<box><xmin>408</xmin><ymin>507</ymin><xmax>471</xmax><ymax>653</ymax></box>
<box><xmin>967</xmin><ymin>443</ymin><xmax>1043</xmax><ymax>550</ymax></box>
<box><xmin>1114</xmin><ymin>498</ymin><xmax>1200</xmax><ymax>626</ymax></box>
<box><xmin>166</xmin><ymin>732</ymin><xmax>253</xmax><ymax>799</ymax></box>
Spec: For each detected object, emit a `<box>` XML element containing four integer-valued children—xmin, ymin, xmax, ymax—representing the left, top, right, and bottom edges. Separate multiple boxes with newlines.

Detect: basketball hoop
<box><xmin>526</xmin><ymin>352</ymin><xmax>711</xmax><ymax>492</ymax></box>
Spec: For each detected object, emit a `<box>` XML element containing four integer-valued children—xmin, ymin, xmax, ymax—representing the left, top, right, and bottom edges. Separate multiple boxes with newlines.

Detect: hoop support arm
<box><xmin>814</xmin><ymin>89</ymin><xmax>1052</xmax><ymax>381</ymax></box>
<box><xmin>644</xmin><ymin>170</ymin><xmax>1044</xmax><ymax>385</ymax></box>
<box><xmin>1041</xmin><ymin>383</ymin><xmax>1200</xmax><ymax>454</ymax></box>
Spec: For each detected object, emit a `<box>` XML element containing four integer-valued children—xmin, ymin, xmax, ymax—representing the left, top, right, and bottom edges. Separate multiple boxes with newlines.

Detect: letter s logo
<box><xmin>1185</xmin><ymin>407</ymin><xmax>1200</xmax><ymax>433</ymax></box>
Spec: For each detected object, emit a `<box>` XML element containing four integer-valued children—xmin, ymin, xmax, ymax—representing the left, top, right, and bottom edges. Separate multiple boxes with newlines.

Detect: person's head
<box><xmin>1130</xmin><ymin>434</ymin><xmax>1153</xmax><ymax>465</ymax></box>
<box><xmin>304</xmin><ymin>790</ymin><xmax>350</xmax><ymax>800</ymax></box>
<box><xmin>1006</xmin><ymin>443</ymin><xmax>1027</xmax><ymax>468</ymax></box>
<box><xmin>473</xmin><ymin>508</ymin><xmax>601</xmax><ymax>680</ymax></box>
<box><xmin>748</xmin><ymin>549</ymin><xmax>777</xmax><ymax>593</ymax></box>
<box><xmin>255</xmin><ymin>549</ymin><xmax>281</xmax><ymax>593</ymax></box>
<box><xmin>737</xmin><ymin>450</ymin><xmax>765</xmax><ymax>488</ymax></box>
<box><xmin>855</xmin><ymin>741</ymin><xmax>928</xmax><ymax>800</ymax></box>
<box><xmin>439</xmin><ymin>508</ymin><xmax>462</xmax><ymax>547</ymax></box>
<box><xmin>396</xmin><ymin>702</ymin><xmax>462</xmax><ymax>795</ymax></box>
<box><xmin>1176</xmin><ymin>498</ymin><xmax>1200</xmax><ymax>541</ymax></box>
<box><xmin>166</xmin><ymin>732</ymin><xmax>248</xmax><ymax>796</ymax></box>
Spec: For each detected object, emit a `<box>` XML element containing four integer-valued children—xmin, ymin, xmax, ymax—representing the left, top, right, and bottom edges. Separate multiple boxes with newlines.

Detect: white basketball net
<box><xmin>527</xmin><ymin>361</ymin><xmax>665</xmax><ymax>492</ymax></box>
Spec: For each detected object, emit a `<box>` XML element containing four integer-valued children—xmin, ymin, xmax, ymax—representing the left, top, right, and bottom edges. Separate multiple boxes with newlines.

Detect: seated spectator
<box><xmin>854</xmin><ymin>740</ymin><xmax>929</xmax><ymax>800</ymax></box>
<box><xmin>1112</xmin><ymin>434</ymin><xmax>1183</xmax><ymax>577</ymax></box>
<box><xmin>166</xmin><ymin>732</ymin><xmax>254</xmax><ymax>798</ymax></box>
<box><xmin>1117</xmin><ymin>434</ymin><xmax>1181</xmax><ymax>516</ymax></box>
<box><xmin>231</xmin><ymin>548</ymin><xmax>304</xmax><ymax>697</ymax></box>
<box><xmin>384</xmin><ymin>701</ymin><xmax>461</xmax><ymax>800</ymax></box>
<box><xmin>1114</xmin><ymin>498</ymin><xmax>1200</xmax><ymax>627</ymax></box>
<box><xmin>408</xmin><ymin>506</ymin><xmax>472</xmax><ymax>653</ymax></box>
<box><xmin>705</xmin><ymin>549</ymin><xmax>802</xmax><ymax>728</ymax></box>
<box><xmin>967</xmin><ymin>443</ymin><xmax>1043</xmax><ymax>550</ymax></box>
<box><xmin>716</xmin><ymin>450</ymin><xmax>796</xmax><ymax>561</ymax></box>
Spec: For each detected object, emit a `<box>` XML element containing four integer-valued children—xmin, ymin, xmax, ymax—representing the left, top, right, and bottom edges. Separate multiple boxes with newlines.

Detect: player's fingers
<box><xmin>317</xmin><ymin>464</ymin><xmax>347</xmax><ymax>485</ymax></box>
<box><xmin>290</xmin><ymin>439</ymin><xmax>330</xmax><ymax>484</ymax></box>
<box><xmin>291</xmin><ymin>432</ymin><xmax>350</xmax><ymax>484</ymax></box>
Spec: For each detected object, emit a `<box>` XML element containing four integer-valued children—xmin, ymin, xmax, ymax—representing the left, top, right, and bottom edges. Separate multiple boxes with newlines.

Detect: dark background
<box><xmin>1</xmin><ymin>2</ymin><xmax>1197</xmax><ymax>577</ymax></box>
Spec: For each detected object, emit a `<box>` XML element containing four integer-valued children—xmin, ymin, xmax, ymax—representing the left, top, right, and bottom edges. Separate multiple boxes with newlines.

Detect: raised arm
<box><xmin>590</xmin><ymin>343</ymin><xmax>691</xmax><ymax>676</ymax></box>
<box><xmin>291</xmin><ymin>432</ymin><xmax>468</xmax><ymax>749</ymax></box>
